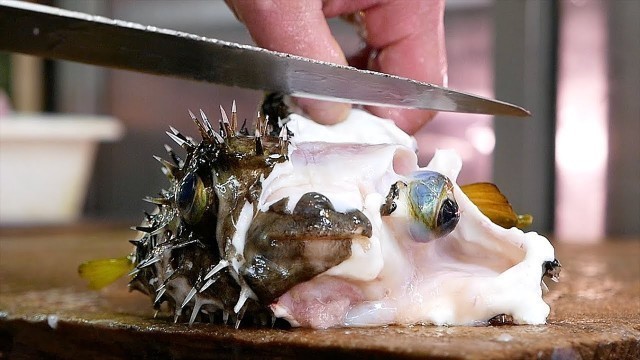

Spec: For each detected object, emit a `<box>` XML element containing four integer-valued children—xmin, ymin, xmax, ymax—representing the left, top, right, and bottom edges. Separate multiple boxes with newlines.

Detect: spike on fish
<box><xmin>278</xmin><ymin>124</ymin><xmax>288</xmax><ymax>141</ymax></box>
<box><xmin>255</xmin><ymin>136</ymin><xmax>264</xmax><ymax>155</ymax></box>
<box><xmin>189</xmin><ymin>298</ymin><xmax>203</xmax><ymax>325</ymax></box>
<box><xmin>153</xmin><ymin>155</ymin><xmax>178</xmax><ymax>178</ymax></box>
<box><xmin>154</xmin><ymin>286</ymin><xmax>167</xmax><ymax>304</ymax></box>
<box><xmin>219</xmin><ymin>106</ymin><xmax>233</xmax><ymax>137</ymax></box>
<box><xmin>143</xmin><ymin>196</ymin><xmax>170</xmax><ymax>206</ymax></box>
<box><xmin>181</xmin><ymin>287</ymin><xmax>197</xmax><ymax>309</ymax></box>
<box><xmin>231</xmin><ymin>101</ymin><xmax>238</xmax><ymax>134</ymax></box>
<box><xmin>254</xmin><ymin>111</ymin><xmax>262</xmax><ymax>138</ymax></box>
<box><xmin>239</xmin><ymin>119</ymin><xmax>248</xmax><ymax>135</ymax></box>
<box><xmin>204</xmin><ymin>260</ymin><xmax>229</xmax><ymax>280</ymax></box>
<box><xmin>234</xmin><ymin>285</ymin><xmax>252</xmax><ymax>314</ymax></box>
<box><xmin>136</xmin><ymin>256</ymin><xmax>161</xmax><ymax>270</ymax></box>
<box><xmin>168</xmin><ymin>127</ymin><xmax>195</xmax><ymax>146</ymax></box>
<box><xmin>187</xmin><ymin>109</ymin><xmax>197</xmax><ymax>121</ymax></box>
<box><xmin>278</xmin><ymin>125</ymin><xmax>290</xmax><ymax>155</ymax></box>
<box><xmin>129</xmin><ymin>239</ymin><xmax>143</xmax><ymax>246</ymax></box>
<box><xmin>199</xmin><ymin>276</ymin><xmax>218</xmax><ymax>293</ymax></box>
<box><xmin>235</xmin><ymin>305</ymin><xmax>247</xmax><ymax>329</ymax></box>
<box><xmin>163</xmin><ymin>144</ymin><xmax>183</xmax><ymax>166</ymax></box>
<box><xmin>133</xmin><ymin>225</ymin><xmax>153</xmax><ymax>233</ymax></box>
<box><xmin>166</xmin><ymin>132</ymin><xmax>195</xmax><ymax>150</ymax></box>
<box><xmin>135</xmin><ymin>225</ymin><xmax>165</xmax><ymax>236</ymax></box>
<box><xmin>199</xmin><ymin>109</ymin><xmax>216</xmax><ymax>137</ymax></box>
<box><xmin>189</xmin><ymin>109</ymin><xmax>212</xmax><ymax>141</ymax></box>
<box><xmin>128</xmin><ymin>268</ymin><xmax>140</xmax><ymax>277</ymax></box>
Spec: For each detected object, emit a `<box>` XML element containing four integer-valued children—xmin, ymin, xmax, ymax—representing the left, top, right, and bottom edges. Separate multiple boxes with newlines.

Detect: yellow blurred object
<box><xmin>462</xmin><ymin>182</ymin><xmax>533</xmax><ymax>229</ymax></box>
<box><xmin>78</xmin><ymin>257</ymin><xmax>133</xmax><ymax>290</ymax></box>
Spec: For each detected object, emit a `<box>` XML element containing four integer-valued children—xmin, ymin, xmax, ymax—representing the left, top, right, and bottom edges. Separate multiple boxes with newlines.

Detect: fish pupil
<box><xmin>177</xmin><ymin>173</ymin><xmax>197</xmax><ymax>215</ymax></box>
<box><xmin>437</xmin><ymin>198</ymin><xmax>460</xmax><ymax>236</ymax></box>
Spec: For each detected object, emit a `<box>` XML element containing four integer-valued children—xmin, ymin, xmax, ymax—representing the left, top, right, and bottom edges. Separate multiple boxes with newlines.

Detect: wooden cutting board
<box><xmin>1</xmin><ymin>228</ymin><xmax>638</xmax><ymax>359</ymax></box>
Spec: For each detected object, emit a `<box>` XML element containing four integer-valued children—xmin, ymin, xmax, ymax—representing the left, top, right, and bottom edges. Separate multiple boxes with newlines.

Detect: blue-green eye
<box><xmin>176</xmin><ymin>172</ymin><xmax>209</xmax><ymax>224</ymax></box>
<box><xmin>407</xmin><ymin>171</ymin><xmax>460</xmax><ymax>242</ymax></box>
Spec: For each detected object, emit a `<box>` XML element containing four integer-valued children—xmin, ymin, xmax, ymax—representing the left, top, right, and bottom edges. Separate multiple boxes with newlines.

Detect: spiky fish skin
<box><xmin>129</xmin><ymin>106</ymin><xmax>288</xmax><ymax>327</ymax></box>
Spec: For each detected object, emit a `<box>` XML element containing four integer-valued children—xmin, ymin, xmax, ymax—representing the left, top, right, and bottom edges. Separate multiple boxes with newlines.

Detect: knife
<box><xmin>0</xmin><ymin>0</ymin><xmax>529</xmax><ymax>116</ymax></box>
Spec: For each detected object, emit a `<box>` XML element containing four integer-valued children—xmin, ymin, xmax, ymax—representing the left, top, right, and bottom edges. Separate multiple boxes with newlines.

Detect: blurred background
<box><xmin>0</xmin><ymin>0</ymin><xmax>638</xmax><ymax>242</ymax></box>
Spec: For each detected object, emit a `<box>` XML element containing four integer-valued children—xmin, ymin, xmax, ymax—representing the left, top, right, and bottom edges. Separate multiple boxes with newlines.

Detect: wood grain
<box><xmin>1</xmin><ymin>229</ymin><xmax>638</xmax><ymax>359</ymax></box>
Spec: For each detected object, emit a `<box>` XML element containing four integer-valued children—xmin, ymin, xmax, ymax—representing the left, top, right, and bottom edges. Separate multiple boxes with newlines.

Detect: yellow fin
<box><xmin>461</xmin><ymin>182</ymin><xmax>533</xmax><ymax>229</ymax></box>
<box><xmin>78</xmin><ymin>257</ymin><xmax>133</xmax><ymax>290</ymax></box>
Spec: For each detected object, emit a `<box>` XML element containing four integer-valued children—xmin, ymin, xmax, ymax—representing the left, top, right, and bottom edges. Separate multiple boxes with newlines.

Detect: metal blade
<box><xmin>0</xmin><ymin>0</ymin><xmax>529</xmax><ymax>116</ymax></box>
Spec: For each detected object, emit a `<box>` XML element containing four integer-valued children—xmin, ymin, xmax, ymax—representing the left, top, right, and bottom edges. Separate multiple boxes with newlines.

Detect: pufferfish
<box><xmin>80</xmin><ymin>96</ymin><xmax>559</xmax><ymax>329</ymax></box>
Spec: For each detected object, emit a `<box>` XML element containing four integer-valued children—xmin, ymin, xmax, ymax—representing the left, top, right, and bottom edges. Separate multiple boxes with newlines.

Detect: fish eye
<box><xmin>176</xmin><ymin>172</ymin><xmax>208</xmax><ymax>224</ymax></box>
<box><xmin>407</xmin><ymin>171</ymin><xmax>460</xmax><ymax>242</ymax></box>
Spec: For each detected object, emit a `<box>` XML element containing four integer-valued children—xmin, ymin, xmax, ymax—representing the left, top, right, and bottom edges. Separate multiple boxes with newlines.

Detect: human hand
<box><xmin>225</xmin><ymin>0</ymin><xmax>447</xmax><ymax>135</ymax></box>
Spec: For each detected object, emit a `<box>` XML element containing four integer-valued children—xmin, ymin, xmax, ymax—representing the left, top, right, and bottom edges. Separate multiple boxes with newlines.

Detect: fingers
<box><xmin>361</xmin><ymin>0</ymin><xmax>447</xmax><ymax>134</ymax></box>
<box><xmin>227</xmin><ymin>0</ymin><xmax>447</xmax><ymax>134</ymax></box>
<box><xmin>227</xmin><ymin>0</ymin><xmax>351</xmax><ymax>124</ymax></box>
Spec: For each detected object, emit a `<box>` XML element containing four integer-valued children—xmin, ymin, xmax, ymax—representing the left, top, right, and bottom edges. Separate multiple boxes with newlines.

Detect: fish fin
<box><xmin>78</xmin><ymin>257</ymin><xmax>134</xmax><ymax>290</ymax></box>
<box><xmin>461</xmin><ymin>182</ymin><xmax>533</xmax><ymax>229</ymax></box>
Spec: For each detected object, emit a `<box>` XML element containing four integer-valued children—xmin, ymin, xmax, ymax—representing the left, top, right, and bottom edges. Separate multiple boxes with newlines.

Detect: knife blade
<box><xmin>0</xmin><ymin>0</ymin><xmax>529</xmax><ymax>116</ymax></box>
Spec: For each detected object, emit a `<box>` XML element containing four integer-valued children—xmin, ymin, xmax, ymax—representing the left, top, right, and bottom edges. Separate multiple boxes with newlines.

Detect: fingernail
<box><xmin>296</xmin><ymin>98</ymin><xmax>351</xmax><ymax>125</ymax></box>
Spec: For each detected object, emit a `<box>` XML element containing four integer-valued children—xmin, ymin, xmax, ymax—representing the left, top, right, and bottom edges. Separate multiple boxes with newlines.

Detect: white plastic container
<box><xmin>0</xmin><ymin>114</ymin><xmax>123</xmax><ymax>224</ymax></box>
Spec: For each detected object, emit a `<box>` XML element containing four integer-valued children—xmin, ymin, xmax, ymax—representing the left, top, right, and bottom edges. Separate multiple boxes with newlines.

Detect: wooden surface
<box><xmin>0</xmin><ymin>228</ymin><xmax>639</xmax><ymax>359</ymax></box>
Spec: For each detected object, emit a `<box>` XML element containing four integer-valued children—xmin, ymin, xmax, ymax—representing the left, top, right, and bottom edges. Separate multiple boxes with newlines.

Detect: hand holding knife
<box><xmin>0</xmin><ymin>0</ymin><xmax>529</xmax><ymax>133</ymax></box>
